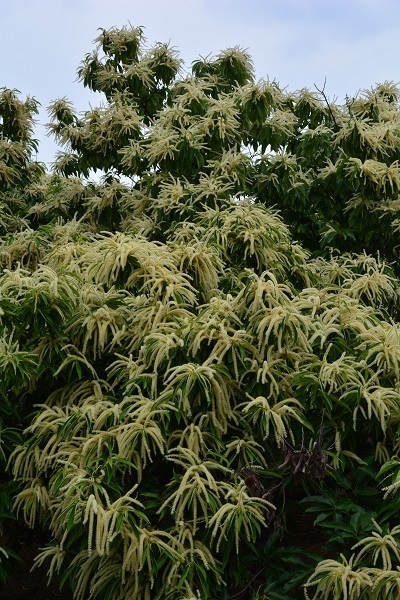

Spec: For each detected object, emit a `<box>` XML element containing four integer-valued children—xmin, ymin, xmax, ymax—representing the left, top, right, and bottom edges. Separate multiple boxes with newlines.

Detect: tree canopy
<box><xmin>1</xmin><ymin>24</ymin><xmax>400</xmax><ymax>600</ymax></box>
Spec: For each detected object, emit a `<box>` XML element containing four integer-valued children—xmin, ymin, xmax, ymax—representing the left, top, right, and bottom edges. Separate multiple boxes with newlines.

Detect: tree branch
<box><xmin>228</xmin><ymin>567</ymin><xmax>265</xmax><ymax>600</ymax></box>
<box><xmin>314</xmin><ymin>77</ymin><xmax>338</xmax><ymax>130</ymax></box>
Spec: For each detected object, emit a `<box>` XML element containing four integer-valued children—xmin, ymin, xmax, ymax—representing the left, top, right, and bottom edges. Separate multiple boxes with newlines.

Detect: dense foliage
<box><xmin>2</xmin><ymin>24</ymin><xmax>400</xmax><ymax>599</ymax></box>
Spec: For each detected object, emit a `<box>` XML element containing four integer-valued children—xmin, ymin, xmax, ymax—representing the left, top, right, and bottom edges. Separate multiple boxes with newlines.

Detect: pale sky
<box><xmin>2</xmin><ymin>0</ymin><xmax>400</xmax><ymax>167</ymax></box>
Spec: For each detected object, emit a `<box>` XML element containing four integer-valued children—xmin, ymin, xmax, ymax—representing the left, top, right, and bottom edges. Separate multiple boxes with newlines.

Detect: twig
<box><xmin>314</xmin><ymin>77</ymin><xmax>338</xmax><ymax>130</ymax></box>
<box><xmin>228</xmin><ymin>567</ymin><xmax>265</xmax><ymax>600</ymax></box>
<box><xmin>345</xmin><ymin>95</ymin><xmax>355</xmax><ymax>119</ymax></box>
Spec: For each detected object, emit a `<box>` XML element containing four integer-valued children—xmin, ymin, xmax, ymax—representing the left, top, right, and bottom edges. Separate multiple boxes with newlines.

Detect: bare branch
<box><xmin>314</xmin><ymin>77</ymin><xmax>338</xmax><ymax>130</ymax></box>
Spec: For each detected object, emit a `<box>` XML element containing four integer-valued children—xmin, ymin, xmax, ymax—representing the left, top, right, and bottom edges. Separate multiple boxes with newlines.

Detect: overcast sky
<box><xmin>2</xmin><ymin>0</ymin><xmax>400</xmax><ymax>167</ymax></box>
